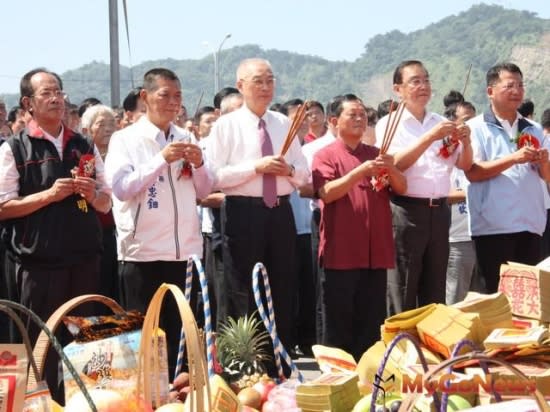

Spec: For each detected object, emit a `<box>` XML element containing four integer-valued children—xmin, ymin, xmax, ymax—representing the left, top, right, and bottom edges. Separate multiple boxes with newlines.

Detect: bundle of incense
<box><xmin>380</xmin><ymin>100</ymin><xmax>405</xmax><ymax>154</ymax></box>
<box><xmin>371</xmin><ymin>100</ymin><xmax>405</xmax><ymax>191</ymax></box>
<box><xmin>280</xmin><ymin>100</ymin><xmax>310</xmax><ymax>156</ymax></box>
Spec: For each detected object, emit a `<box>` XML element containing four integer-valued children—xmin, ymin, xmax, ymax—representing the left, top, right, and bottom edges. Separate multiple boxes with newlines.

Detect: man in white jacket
<box><xmin>105</xmin><ymin>68</ymin><xmax>213</xmax><ymax>374</ymax></box>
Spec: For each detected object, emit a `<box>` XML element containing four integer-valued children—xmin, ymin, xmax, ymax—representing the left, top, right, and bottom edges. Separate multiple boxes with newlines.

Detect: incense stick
<box><xmin>280</xmin><ymin>101</ymin><xmax>309</xmax><ymax>156</ymax></box>
<box><xmin>380</xmin><ymin>101</ymin><xmax>405</xmax><ymax>154</ymax></box>
<box><xmin>380</xmin><ymin>100</ymin><xmax>396</xmax><ymax>153</ymax></box>
<box><xmin>462</xmin><ymin>63</ymin><xmax>473</xmax><ymax>97</ymax></box>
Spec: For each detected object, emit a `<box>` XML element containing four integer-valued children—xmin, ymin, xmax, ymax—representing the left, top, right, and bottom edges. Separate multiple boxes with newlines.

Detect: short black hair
<box><xmin>270</xmin><ymin>103</ymin><xmax>283</xmax><ymax>113</ymax></box>
<box><xmin>213</xmin><ymin>87</ymin><xmax>239</xmax><ymax>109</ymax></box>
<box><xmin>7</xmin><ymin>106</ymin><xmax>20</xmax><ymax>123</ymax></box>
<box><xmin>365</xmin><ymin>105</ymin><xmax>378</xmax><ymax>126</ymax></box>
<box><xmin>325</xmin><ymin>95</ymin><xmax>344</xmax><ymax>118</ymax></box>
<box><xmin>443</xmin><ymin>90</ymin><xmax>464</xmax><ymax>109</ymax></box>
<box><xmin>19</xmin><ymin>68</ymin><xmax>63</xmax><ymax>104</ymax></box>
<box><xmin>393</xmin><ymin>60</ymin><xmax>426</xmax><ymax>85</ymax></box>
<box><xmin>444</xmin><ymin>101</ymin><xmax>476</xmax><ymax>121</ymax></box>
<box><xmin>193</xmin><ymin>106</ymin><xmax>216</xmax><ymax>124</ymax></box>
<box><xmin>143</xmin><ymin>68</ymin><xmax>180</xmax><ymax>92</ymax></box>
<box><xmin>486</xmin><ymin>62</ymin><xmax>522</xmax><ymax>87</ymax></box>
<box><xmin>280</xmin><ymin>98</ymin><xmax>304</xmax><ymax>116</ymax></box>
<box><xmin>78</xmin><ymin>97</ymin><xmax>101</xmax><ymax>118</ymax></box>
<box><xmin>541</xmin><ymin>108</ymin><xmax>550</xmax><ymax>130</ymax></box>
<box><xmin>307</xmin><ymin>100</ymin><xmax>324</xmax><ymax>114</ymax></box>
<box><xmin>376</xmin><ymin>99</ymin><xmax>392</xmax><ymax>118</ymax></box>
<box><xmin>518</xmin><ymin>99</ymin><xmax>535</xmax><ymax>118</ymax></box>
<box><xmin>329</xmin><ymin>94</ymin><xmax>363</xmax><ymax>118</ymax></box>
<box><xmin>123</xmin><ymin>87</ymin><xmax>143</xmax><ymax>112</ymax></box>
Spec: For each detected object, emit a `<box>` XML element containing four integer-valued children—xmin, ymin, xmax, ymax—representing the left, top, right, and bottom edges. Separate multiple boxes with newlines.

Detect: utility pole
<box><xmin>109</xmin><ymin>0</ymin><xmax>120</xmax><ymax>107</ymax></box>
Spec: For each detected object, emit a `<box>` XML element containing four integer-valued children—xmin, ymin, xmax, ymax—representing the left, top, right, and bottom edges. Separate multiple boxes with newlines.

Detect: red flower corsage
<box><xmin>178</xmin><ymin>160</ymin><xmax>193</xmax><ymax>180</ymax></box>
<box><xmin>71</xmin><ymin>153</ymin><xmax>96</xmax><ymax>178</ymax></box>
<box><xmin>70</xmin><ymin>153</ymin><xmax>96</xmax><ymax>213</ymax></box>
<box><xmin>371</xmin><ymin>170</ymin><xmax>390</xmax><ymax>192</ymax></box>
<box><xmin>78</xmin><ymin>154</ymin><xmax>96</xmax><ymax>177</ymax></box>
<box><xmin>516</xmin><ymin>133</ymin><xmax>540</xmax><ymax>150</ymax></box>
<box><xmin>438</xmin><ymin>135</ymin><xmax>459</xmax><ymax>158</ymax></box>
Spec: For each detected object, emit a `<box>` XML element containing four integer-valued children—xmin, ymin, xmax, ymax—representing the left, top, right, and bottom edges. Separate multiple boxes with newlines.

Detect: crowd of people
<box><xmin>1</xmin><ymin>59</ymin><xmax>550</xmax><ymax>395</ymax></box>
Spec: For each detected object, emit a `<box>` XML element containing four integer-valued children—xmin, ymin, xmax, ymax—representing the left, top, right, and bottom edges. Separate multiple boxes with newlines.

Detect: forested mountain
<box><xmin>2</xmin><ymin>4</ymin><xmax>549</xmax><ymax>115</ymax></box>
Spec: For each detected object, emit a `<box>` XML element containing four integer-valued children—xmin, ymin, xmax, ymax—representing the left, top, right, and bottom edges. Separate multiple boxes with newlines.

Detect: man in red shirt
<box><xmin>312</xmin><ymin>94</ymin><xmax>406</xmax><ymax>360</ymax></box>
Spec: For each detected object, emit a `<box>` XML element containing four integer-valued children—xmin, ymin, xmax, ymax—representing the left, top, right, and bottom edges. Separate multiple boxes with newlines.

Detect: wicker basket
<box><xmin>29</xmin><ymin>294</ymin><xmax>125</xmax><ymax>387</ymax></box>
<box><xmin>0</xmin><ymin>299</ymin><xmax>97</xmax><ymax>411</ymax></box>
<box><xmin>138</xmin><ymin>282</ymin><xmax>211</xmax><ymax>411</ymax></box>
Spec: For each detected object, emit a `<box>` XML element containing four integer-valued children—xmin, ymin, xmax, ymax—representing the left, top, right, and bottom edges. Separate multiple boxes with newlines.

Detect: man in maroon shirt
<box><xmin>312</xmin><ymin>94</ymin><xmax>407</xmax><ymax>360</ymax></box>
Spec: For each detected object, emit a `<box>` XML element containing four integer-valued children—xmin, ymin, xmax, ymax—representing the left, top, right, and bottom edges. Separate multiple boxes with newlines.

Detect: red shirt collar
<box><xmin>27</xmin><ymin>119</ymin><xmax>77</xmax><ymax>151</ymax></box>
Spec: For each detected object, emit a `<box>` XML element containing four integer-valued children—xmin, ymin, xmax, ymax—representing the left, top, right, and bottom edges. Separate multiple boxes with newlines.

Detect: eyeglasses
<box><xmin>241</xmin><ymin>77</ymin><xmax>276</xmax><ymax>88</ymax></box>
<box><xmin>496</xmin><ymin>82</ymin><xmax>525</xmax><ymax>91</ymax></box>
<box><xmin>404</xmin><ymin>78</ymin><xmax>431</xmax><ymax>88</ymax></box>
<box><xmin>31</xmin><ymin>89</ymin><xmax>66</xmax><ymax>100</ymax></box>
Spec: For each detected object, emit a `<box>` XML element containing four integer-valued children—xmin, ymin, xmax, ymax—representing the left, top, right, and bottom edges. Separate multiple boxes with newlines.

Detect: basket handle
<box><xmin>138</xmin><ymin>283</ymin><xmax>211</xmax><ymax>411</ymax></box>
<box><xmin>398</xmin><ymin>352</ymin><xmax>550</xmax><ymax>412</ymax></box>
<box><xmin>30</xmin><ymin>294</ymin><xmax>125</xmax><ymax>386</ymax></box>
<box><xmin>174</xmin><ymin>255</ymin><xmax>216</xmax><ymax>381</ymax></box>
<box><xmin>0</xmin><ymin>300</ymin><xmax>98</xmax><ymax>412</ymax></box>
<box><xmin>252</xmin><ymin>262</ymin><xmax>304</xmax><ymax>382</ymax></box>
<box><xmin>0</xmin><ymin>304</ymin><xmax>40</xmax><ymax>381</ymax></box>
<box><xmin>372</xmin><ymin>332</ymin><xmax>440</xmax><ymax>412</ymax></box>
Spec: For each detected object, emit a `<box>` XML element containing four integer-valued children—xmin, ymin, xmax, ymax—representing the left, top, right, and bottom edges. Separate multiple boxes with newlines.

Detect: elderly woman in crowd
<box><xmin>81</xmin><ymin>104</ymin><xmax>119</xmax><ymax>301</ymax></box>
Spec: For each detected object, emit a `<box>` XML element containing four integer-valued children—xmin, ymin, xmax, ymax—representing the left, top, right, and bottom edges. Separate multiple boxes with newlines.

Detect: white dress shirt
<box><xmin>301</xmin><ymin>129</ymin><xmax>336</xmax><ymax>210</ymax></box>
<box><xmin>208</xmin><ymin>104</ymin><xmax>309</xmax><ymax>196</ymax></box>
<box><xmin>375</xmin><ymin>108</ymin><xmax>461</xmax><ymax>198</ymax></box>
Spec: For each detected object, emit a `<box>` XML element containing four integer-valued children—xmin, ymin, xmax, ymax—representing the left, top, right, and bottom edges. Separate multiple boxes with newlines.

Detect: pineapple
<box><xmin>215</xmin><ymin>313</ymin><xmax>271</xmax><ymax>388</ymax></box>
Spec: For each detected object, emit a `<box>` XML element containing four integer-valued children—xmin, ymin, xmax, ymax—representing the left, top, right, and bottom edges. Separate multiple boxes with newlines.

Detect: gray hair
<box><xmin>220</xmin><ymin>93</ymin><xmax>243</xmax><ymax>115</ymax></box>
<box><xmin>81</xmin><ymin>104</ymin><xmax>115</xmax><ymax>130</ymax></box>
<box><xmin>236</xmin><ymin>58</ymin><xmax>273</xmax><ymax>80</ymax></box>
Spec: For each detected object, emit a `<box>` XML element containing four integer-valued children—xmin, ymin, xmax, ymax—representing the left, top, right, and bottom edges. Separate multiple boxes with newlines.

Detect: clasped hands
<box><xmin>361</xmin><ymin>153</ymin><xmax>397</xmax><ymax>177</ymax></box>
<box><xmin>255</xmin><ymin>155</ymin><xmax>293</xmax><ymax>176</ymax></box>
<box><xmin>432</xmin><ymin>120</ymin><xmax>471</xmax><ymax>147</ymax></box>
<box><xmin>514</xmin><ymin>146</ymin><xmax>549</xmax><ymax>165</ymax></box>
<box><xmin>50</xmin><ymin>176</ymin><xmax>97</xmax><ymax>203</ymax></box>
<box><xmin>162</xmin><ymin>141</ymin><xmax>203</xmax><ymax>167</ymax></box>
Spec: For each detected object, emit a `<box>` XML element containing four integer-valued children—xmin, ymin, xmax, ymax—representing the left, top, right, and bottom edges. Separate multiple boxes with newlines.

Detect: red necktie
<box><xmin>259</xmin><ymin>119</ymin><xmax>277</xmax><ymax>208</ymax></box>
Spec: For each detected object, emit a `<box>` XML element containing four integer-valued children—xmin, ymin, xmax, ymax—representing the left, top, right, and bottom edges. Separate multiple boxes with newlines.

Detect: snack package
<box><xmin>23</xmin><ymin>381</ymin><xmax>53</xmax><ymax>412</ymax></box>
<box><xmin>311</xmin><ymin>345</ymin><xmax>357</xmax><ymax>374</ymax></box>
<box><xmin>0</xmin><ymin>344</ymin><xmax>28</xmax><ymax>412</ymax></box>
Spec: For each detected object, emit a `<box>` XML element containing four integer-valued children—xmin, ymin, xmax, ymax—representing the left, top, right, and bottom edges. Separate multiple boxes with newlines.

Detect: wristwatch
<box><xmin>288</xmin><ymin>164</ymin><xmax>296</xmax><ymax>177</ymax></box>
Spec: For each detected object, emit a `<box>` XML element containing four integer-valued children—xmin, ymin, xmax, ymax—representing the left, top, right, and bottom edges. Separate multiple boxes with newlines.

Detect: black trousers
<box><xmin>322</xmin><ymin>268</ymin><xmax>387</xmax><ymax>362</ymax></box>
<box><xmin>387</xmin><ymin>198</ymin><xmax>450</xmax><ymax>315</ymax></box>
<box><xmin>311</xmin><ymin>208</ymin><xmax>325</xmax><ymax>343</ymax></box>
<box><xmin>99</xmin><ymin>226</ymin><xmax>119</xmax><ymax>303</ymax></box>
<box><xmin>293</xmin><ymin>233</ymin><xmax>316</xmax><ymax>349</ymax></box>
<box><xmin>220</xmin><ymin>196</ymin><xmax>297</xmax><ymax>356</ymax></box>
<box><xmin>204</xmin><ymin>233</ymin><xmax>225</xmax><ymax>330</ymax></box>
<box><xmin>118</xmin><ymin>260</ymin><xmax>195</xmax><ymax>378</ymax></box>
<box><xmin>16</xmin><ymin>256</ymin><xmax>101</xmax><ymax>402</ymax></box>
<box><xmin>472</xmin><ymin>231</ymin><xmax>542</xmax><ymax>293</ymax></box>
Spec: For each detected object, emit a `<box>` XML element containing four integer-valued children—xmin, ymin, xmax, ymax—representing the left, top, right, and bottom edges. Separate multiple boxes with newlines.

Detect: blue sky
<box><xmin>0</xmin><ymin>0</ymin><xmax>548</xmax><ymax>94</ymax></box>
